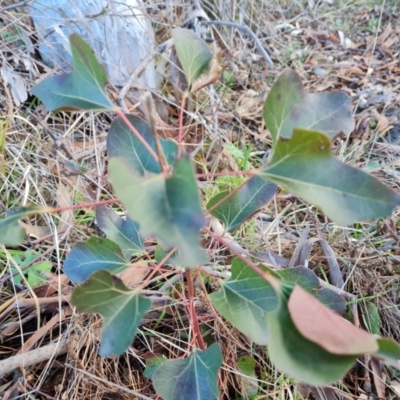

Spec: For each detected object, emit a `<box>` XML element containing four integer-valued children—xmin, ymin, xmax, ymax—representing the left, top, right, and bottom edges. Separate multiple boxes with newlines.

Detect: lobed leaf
<box><xmin>172</xmin><ymin>28</ymin><xmax>213</xmax><ymax>89</ymax></box>
<box><xmin>108</xmin><ymin>156</ymin><xmax>207</xmax><ymax>267</ymax></box>
<box><xmin>64</xmin><ymin>237</ymin><xmax>127</xmax><ymax>284</ymax></box>
<box><xmin>96</xmin><ymin>206</ymin><xmax>144</xmax><ymax>259</ymax></box>
<box><xmin>72</xmin><ymin>270</ymin><xmax>151</xmax><ymax>356</ymax></box>
<box><xmin>263</xmin><ymin>69</ymin><xmax>354</xmax><ymax>143</ymax></box>
<box><xmin>152</xmin><ymin>343</ymin><xmax>222</xmax><ymax>400</ymax></box>
<box><xmin>206</xmin><ymin>176</ymin><xmax>276</xmax><ymax>231</ymax></box>
<box><xmin>107</xmin><ymin>115</ymin><xmax>177</xmax><ymax>175</ymax></box>
<box><xmin>31</xmin><ymin>34</ymin><xmax>114</xmax><ymax>111</ymax></box>
<box><xmin>0</xmin><ymin>206</ymin><xmax>49</xmax><ymax>247</ymax></box>
<box><xmin>260</xmin><ymin>128</ymin><xmax>400</xmax><ymax>225</ymax></box>
<box><xmin>210</xmin><ymin>258</ymin><xmax>278</xmax><ymax>345</ymax></box>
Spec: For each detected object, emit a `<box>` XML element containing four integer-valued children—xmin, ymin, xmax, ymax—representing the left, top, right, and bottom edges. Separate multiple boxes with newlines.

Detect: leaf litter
<box><xmin>1</xmin><ymin>1</ymin><xmax>400</xmax><ymax>399</ymax></box>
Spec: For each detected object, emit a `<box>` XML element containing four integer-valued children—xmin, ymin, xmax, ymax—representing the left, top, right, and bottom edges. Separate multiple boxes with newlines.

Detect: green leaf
<box><xmin>277</xmin><ymin>267</ymin><xmax>347</xmax><ymax>314</ymax></box>
<box><xmin>107</xmin><ymin>115</ymin><xmax>178</xmax><ymax>175</ymax></box>
<box><xmin>260</xmin><ymin>128</ymin><xmax>400</xmax><ymax>225</ymax></box>
<box><xmin>210</xmin><ymin>258</ymin><xmax>278</xmax><ymax>345</ymax></box>
<box><xmin>172</xmin><ymin>28</ymin><xmax>213</xmax><ymax>89</ymax></box>
<box><xmin>31</xmin><ymin>34</ymin><xmax>114</xmax><ymax>111</ymax></box>
<box><xmin>144</xmin><ymin>356</ymin><xmax>168</xmax><ymax>379</ymax></box>
<box><xmin>237</xmin><ymin>355</ymin><xmax>259</xmax><ymax>398</ymax></box>
<box><xmin>96</xmin><ymin>206</ymin><xmax>144</xmax><ymax>259</ymax></box>
<box><xmin>154</xmin><ymin>244</ymin><xmax>178</xmax><ymax>266</ymax></box>
<box><xmin>72</xmin><ymin>270</ymin><xmax>151</xmax><ymax>356</ymax></box>
<box><xmin>267</xmin><ymin>286</ymin><xmax>357</xmax><ymax>385</ymax></box>
<box><xmin>108</xmin><ymin>156</ymin><xmax>207</xmax><ymax>267</ymax></box>
<box><xmin>374</xmin><ymin>338</ymin><xmax>400</xmax><ymax>367</ymax></box>
<box><xmin>11</xmin><ymin>250</ymin><xmax>52</xmax><ymax>287</ymax></box>
<box><xmin>276</xmin><ymin>267</ymin><xmax>319</xmax><ymax>291</ymax></box>
<box><xmin>313</xmin><ymin>288</ymin><xmax>347</xmax><ymax>315</ymax></box>
<box><xmin>263</xmin><ymin>69</ymin><xmax>354</xmax><ymax>143</ymax></box>
<box><xmin>12</xmin><ymin>261</ymin><xmax>52</xmax><ymax>287</ymax></box>
<box><xmin>152</xmin><ymin>343</ymin><xmax>222</xmax><ymax>400</ymax></box>
<box><xmin>64</xmin><ymin>237</ymin><xmax>127</xmax><ymax>284</ymax></box>
<box><xmin>362</xmin><ymin>301</ymin><xmax>381</xmax><ymax>335</ymax></box>
<box><xmin>206</xmin><ymin>176</ymin><xmax>277</xmax><ymax>231</ymax></box>
<box><xmin>0</xmin><ymin>206</ymin><xmax>48</xmax><ymax>247</ymax></box>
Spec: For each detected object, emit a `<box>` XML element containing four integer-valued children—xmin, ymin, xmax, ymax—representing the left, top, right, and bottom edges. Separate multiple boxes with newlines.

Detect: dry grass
<box><xmin>1</xmin><ymin>0</ymin><xmax>400</xmax><ymax>399</ymax></box>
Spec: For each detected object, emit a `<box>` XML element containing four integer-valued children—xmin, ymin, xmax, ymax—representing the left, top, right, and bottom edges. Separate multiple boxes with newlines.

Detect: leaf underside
<box><xmin>172</xmin><ymin>28</ymin><xmax>213</xmax><ymax>88</ymax></box>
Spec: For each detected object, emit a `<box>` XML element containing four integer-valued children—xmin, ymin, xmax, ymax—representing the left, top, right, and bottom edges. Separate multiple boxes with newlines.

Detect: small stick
<box><xmin>0</xmin><ymin>0</ymin><xmax>32</xmax><ymax>13</ymax></box>
<box><xmin>0</xmin><ymin>340</ymin><xmax>68</xmax><ymax>377</ymax></box>
<box><xmin>27</xmin><ymin>110</ymin><xmax>74</xmax><ymax>160</ymax></box>
<box><xmin>201</xmin><ymin>20</ymin><xmax>274</xmax><ymax>69</ymax></box>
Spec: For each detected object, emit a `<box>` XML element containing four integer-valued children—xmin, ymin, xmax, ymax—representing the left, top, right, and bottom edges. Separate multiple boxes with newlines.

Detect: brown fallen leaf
<box><xmin>190</xmin><ymin>52</ymin><xmax>224</xmax><ymax>94</ymax></box>
<box><xmin>118</xmin><ymin>262</ymin><xmax>149</xmax><ymax>288</ymax></box>
<box><xmin>19</xmin><ymin>221</ymin><xmax>51</xmax><ymax>239</ymax></box>
<box><xmin>57</xmin><ymin>181</ymin><xmax>74</xmax><ymax>232</ymax></box>
<box><xmin>288</xmin><ymin>285</ymin><xmax>378</xmax><ymax>355</ymax></box>
<box><xmin>34</xmin><ymin>273</ymin><xmax>69</xmax><ymax>298</ymax></box>
<box><xmin>372</xmin><ymin>109</ymin><xmax>390</xmax><ymax>135</ymax></box>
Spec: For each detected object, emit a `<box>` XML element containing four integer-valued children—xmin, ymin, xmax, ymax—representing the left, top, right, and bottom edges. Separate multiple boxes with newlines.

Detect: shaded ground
<box><xmin>1</xmin><ymin>0</ymin><xmax>400</xmax><ymax>399</ymax></box>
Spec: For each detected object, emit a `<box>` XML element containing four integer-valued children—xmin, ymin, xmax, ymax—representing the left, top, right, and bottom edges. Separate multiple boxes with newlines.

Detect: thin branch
<box><xmin>177</xmin><ymin>96</ymin><xmax>187</xmax><ymax>159</ymax></box>
<box><xmin>27</xmin><ymin>110</ymin><xmax>74</xmax><ymax>160</ymax></box>
<box><xmin>0</xmin><ymin>0</ymin><xmax>33</xmax><ymax>13</ymax></box>
<box><xmin>201</xmin><ymin>20</ymin><xmax>274</xmax><ymax>69</ymax></box>
<box><xmin>49</xmin><ymin>198</ymin><xmax>118</xmax><ymax>213</ymax></box>
<box><xmin>185</xmin><ymin>269</ymin><xmax>207</xmax><ymax>350</ymax></box>
<box><xmin>0</xmin><ymin>340</ymin><xmax>68</xmax><ymax>377</ymax></box>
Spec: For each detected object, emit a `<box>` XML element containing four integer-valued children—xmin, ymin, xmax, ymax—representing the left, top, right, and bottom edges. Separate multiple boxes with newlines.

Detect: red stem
<box><xmin>177</xmin><ymin>96</ymin><xmax>187</xmax><ymax>159</ymax></box>
<box><xmin>185</xmin><ymin>268</ymin><xmax>207</xmax><ymax>351</ymax></box>
<box><xmin>116</xmin><ymin>109</ymin><xmax>159</xmax><ymax>164</ymax></box>
<box><xmin>49</xmin><ymin>198</ymin><xmax>118</xmax><ymax>213</ymax></box>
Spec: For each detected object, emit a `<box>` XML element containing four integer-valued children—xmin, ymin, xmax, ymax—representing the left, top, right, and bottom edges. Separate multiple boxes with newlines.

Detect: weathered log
<box><xmin>29</xmin><ymin>0</ymin><xmax>156</xmax><ymax>88</ymax></box>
